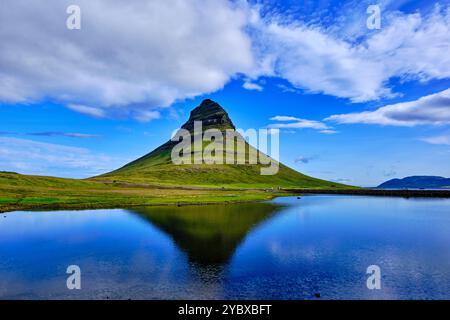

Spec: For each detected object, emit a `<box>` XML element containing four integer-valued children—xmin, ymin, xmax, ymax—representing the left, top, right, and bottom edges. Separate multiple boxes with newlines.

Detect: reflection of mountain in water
<box><xmin>131</xmin><ymin>203</ymin><xmax>280</xmax><ymax>265</ymax></box>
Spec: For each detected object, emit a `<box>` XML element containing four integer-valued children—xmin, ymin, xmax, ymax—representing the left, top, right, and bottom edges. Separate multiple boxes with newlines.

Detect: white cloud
<box><xmin>332</xmin><ymin>178</ymin><xmax>352</xmax><ymax>184</ymax></box>
<box><xmin>270</xmin><ymin>116</ymin><xmax>300</xmax><ymax>122</ymax></box>
<box><xmin>249</xmin><ymin>5</ymin><xmax>450</xmax><ymax>102</ymax></box>
<box><xmin>134</xmin><ymin>110</ymin><xmax>161</xmax><ymax>123</ymax></box>
<box><xmin>1</xmin><ymin>1</ymin><xmax>450</xmax><ymax>117</ymax></box>
<box><xmin>242</xmin><ymin>81</ymin><xmax>263</xmax><ymax>91</ymax></box>
<box><xmin>0</xmin><ymin>137</ymin><xmax>124</xmax><ymax>178</ymax></box>
<box><xmin>420</xmin><ymin>135</ymin><xmax>450</xmax><ymax>145</ymax></box>
<box><xmin>251</xmin><ymin>21</ymin><xmax>389</xmax><ymax>102</ymax></box>
<box><xmin>269</xmin><ymin>116</ymin><xmax>331</xmax><ymax>131</ymax></box>
<box><xmin>269</xmin><ymin>121</ymin><xmax>329</xmax><ymax>130</ymax></box>
<box><xmin>0</xmin><ymin>0</ymin><xmax>253</xmax><ymax>116</ymax></box>
<box><xmin>319</xmin><ymin>129</ymin><xmax>338</xmax><ymax>134</ymax></box>
<box><xmin>294</xmin><ymin>155</ymin><xmax>316</xmax><ymax>164</ymax></box>
<box><xmin>67</xmin><ymin>104</ymin><xmax>106</xmax><ymax>118</ymax></box>
<box><xmin>326</xmin><ymin>88</ymin><xmax>450</xmax><ymax>126</ymax></box>
<box><xmin>28</xmin><ymin>132</ymin><xmax>99</xmax><ymax>138</ymax></box>
<box><xmin>276</xmin><ymin>84</ymin><xmax>302</xmax><ymax>94</ymax></box>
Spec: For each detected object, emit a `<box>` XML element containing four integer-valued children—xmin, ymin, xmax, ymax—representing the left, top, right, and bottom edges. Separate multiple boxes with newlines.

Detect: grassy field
<box><xmin>0</xmin><ymin>172</ymin><xmax>294</xmax><ymax>213</ymax></box>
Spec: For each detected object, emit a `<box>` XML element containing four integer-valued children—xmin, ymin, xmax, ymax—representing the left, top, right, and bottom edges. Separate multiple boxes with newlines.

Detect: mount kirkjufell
<box><xmin>95</xmin><ymin>99</ymin><xmax>344</xmax><ymax>189</ymax></box>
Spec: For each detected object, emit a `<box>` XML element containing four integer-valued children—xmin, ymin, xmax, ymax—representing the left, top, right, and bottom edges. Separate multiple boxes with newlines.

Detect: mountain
<box><xmin>94</xmin><ymin>99</ymin><xmax>349</xmax><ymax>189</ymax></box>
<box><xmin>378</xmin><ymin>176</ymin><xmax>450</xmax><ymax>189</ymax></box>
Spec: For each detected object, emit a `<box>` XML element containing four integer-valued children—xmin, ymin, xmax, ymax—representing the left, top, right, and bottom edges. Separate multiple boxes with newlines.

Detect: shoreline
<box><xmin>2</xmin><ymin>188</ymin><xmax>450</xmax><ymax>213</ymax></box>
<box><xmin>286</xmin><ymin>188</ymin><xmax>450</xmax><ymax>198</ymax></box>
<box><xmin>0</xmin><ymin>192</ymin><xmax>287</xmax><ymax>214</ymax></box>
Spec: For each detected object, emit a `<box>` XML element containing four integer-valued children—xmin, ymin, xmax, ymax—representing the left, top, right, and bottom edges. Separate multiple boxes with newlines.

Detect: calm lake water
<box><xmin>1</xmin><ymin>195</ymin><xmax>449</xmax><ymax>299</ymax></box>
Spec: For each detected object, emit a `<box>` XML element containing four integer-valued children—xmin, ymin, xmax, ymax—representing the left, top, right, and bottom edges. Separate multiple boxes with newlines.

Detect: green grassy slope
<box><xmin>96</xmin><ymin>153</ymin><xmax>345</xmax><ymax>188</ymax></box>
<box><xmin>0</xmin><ymin>172</ymin><xmax>287</xmax><ymax>212</ymax></box>
<box><xmin>95</xmin><ymin>99</ymin><xmax>351</xmax><ymax>189</ymax></box>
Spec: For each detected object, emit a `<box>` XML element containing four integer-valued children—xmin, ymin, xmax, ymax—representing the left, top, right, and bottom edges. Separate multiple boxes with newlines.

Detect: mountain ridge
<box><xmin>378</xmin><ymin>176</ymin><xmax>450</xmax><ymax>189</ymax></box>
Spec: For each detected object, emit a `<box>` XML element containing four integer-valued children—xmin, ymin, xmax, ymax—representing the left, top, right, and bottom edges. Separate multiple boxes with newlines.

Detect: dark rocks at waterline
<box><xmin>284</xmin><ymin>189</ymin><xmax>450</xmax><ymax>198</ymax></box>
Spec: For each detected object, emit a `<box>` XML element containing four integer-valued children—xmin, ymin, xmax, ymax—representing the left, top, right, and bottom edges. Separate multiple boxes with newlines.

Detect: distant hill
<box><xmin>378</xmin><ymin>176</ymin><xmax>450</xmax><ymax>189</ymax></box>
<box><xmin>94</xmin><ymin>99</ymin><xmax>351</xmax><ymax>189</ymax></box>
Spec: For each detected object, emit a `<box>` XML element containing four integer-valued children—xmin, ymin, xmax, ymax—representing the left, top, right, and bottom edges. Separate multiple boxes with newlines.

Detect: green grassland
<box><xmin>0</xmin><ymin>172</ymin><xmax>292</xmax><ymax>213</ymax></box>
<box><xmin>0</xmin><ymin>169</ymin><xmax>355</xmax><ymax>213</ymax></box>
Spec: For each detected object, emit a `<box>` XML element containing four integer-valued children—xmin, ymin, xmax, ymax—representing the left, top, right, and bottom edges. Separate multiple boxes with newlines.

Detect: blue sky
<box><xmin>1</xmin><ymin>0</ymin><xmax>450</xmax><ymax>186</ymax></box>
